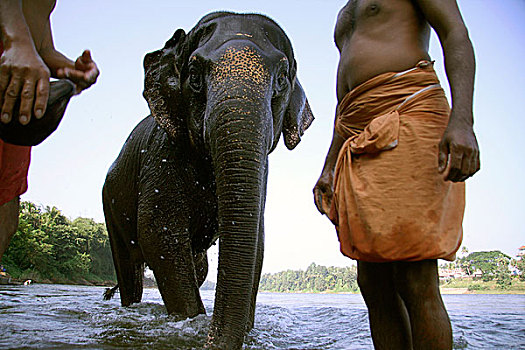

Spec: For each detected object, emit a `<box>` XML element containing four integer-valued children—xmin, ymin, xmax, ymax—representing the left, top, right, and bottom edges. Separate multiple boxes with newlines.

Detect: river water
<box><xmin>0</xmin><ymin>284</ymin><xmax>524</xmax><ymax>349</ymax></box>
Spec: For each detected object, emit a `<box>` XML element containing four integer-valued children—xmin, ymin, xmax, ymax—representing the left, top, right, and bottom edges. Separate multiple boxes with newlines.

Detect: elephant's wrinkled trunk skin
<box><xmin>205</xmin><ymin>44</ymin><xmax>273</xmax><ymax>348</ymax></box>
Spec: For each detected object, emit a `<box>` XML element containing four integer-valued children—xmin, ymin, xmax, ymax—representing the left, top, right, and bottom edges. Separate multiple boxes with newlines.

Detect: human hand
<box><xmin>56</xmin><ymin>50</ymin><xmax>99</xmax><ymax>94</ymax></box>
<box><xmin>0</xmin><ymin>44</ymin><xmax>50</xmax><ymax>125</ymax></box>
<box><xmin>313</xmin><ymin>170</ymin><xmax>334</xmax><ymax>215</ymax></box>
<box><xmin>438</xmin><ymin>114</ymin><xmax>480</xmax><ymax>182</ymax></box>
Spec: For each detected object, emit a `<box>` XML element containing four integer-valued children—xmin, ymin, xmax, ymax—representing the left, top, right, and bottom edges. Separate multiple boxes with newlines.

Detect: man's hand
<box><xmin>313</xmin><ymin>171</ymin><xmax>334</xmax><ymax>215</ymax></box>
<box><xmin>438</xmin><ymin>113</ymin><xmax>480</xmax><ymax>182</ymax></box>
<box><xmin>0</xmin><ymin>44</ymin><xmax>50</xmax><ymax>125</ymax></box>
<box><xmin>56</xmin><ymin>50</ymin><xmax>99</xmax><ymax>94</ymax></box>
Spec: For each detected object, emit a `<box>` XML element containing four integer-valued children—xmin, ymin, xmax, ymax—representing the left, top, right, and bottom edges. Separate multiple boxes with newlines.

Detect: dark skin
<box><xmin>313</xmin><ymin>1</ymin><xmax>479</xmax><ymax>349</ymax></box>
<box><xmin>0</xmin><ymin>0</ymin><xmax>99</xmax><ymax>261</ymax></box>
<box><xmin>0</xmin><ymin>0</ymin><xmax>99</xmax><ymax>125</ymax></box>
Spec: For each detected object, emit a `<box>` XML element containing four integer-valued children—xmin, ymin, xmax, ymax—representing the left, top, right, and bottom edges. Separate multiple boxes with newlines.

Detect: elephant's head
<box><xmin>143</xmin><ymin>12</ymin><xmax>313</xmax><ymax>153</ymax></box>
<box><xmin>143</xmin><ymin>12</ymin><xmax>313</xmax><ymax>347</ymax></box>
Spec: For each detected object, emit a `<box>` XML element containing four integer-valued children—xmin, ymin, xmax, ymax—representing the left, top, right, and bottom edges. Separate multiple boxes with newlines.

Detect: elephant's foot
<box><xmin>118</xmin><ymin>261</ymin><xmax>144</xmax><ymax>306</ymax></box>
<box><xmin>204</xmin><ymin>331</ymin><xmax>245</xmax><ymax>350</ymax></box>
<box><xmin>151</xmin><ymin>266</ymin><xmax>206</xmax><ymax>317</ymax></box>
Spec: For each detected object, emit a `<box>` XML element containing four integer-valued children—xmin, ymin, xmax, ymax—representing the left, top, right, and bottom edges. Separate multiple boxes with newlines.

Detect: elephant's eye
<box><xmin>275</xmin><ymin>71</ymin><xmax>288</xmax><ymax>92</ymax></box>
<box><xmin>188</xmin><ymin>66</ymin><xmax>203</xmax><ymax>92</ymax></box>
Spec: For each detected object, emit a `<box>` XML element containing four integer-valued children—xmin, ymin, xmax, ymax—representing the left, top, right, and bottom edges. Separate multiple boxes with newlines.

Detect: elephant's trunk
<box><xmin>204</xmin><ymin>41</ymin><xmax>273</xmax><ymax>349</ymax></box>
<box><xmin>207</xmin><ymin>98</ymin><xmax>270</xmax><ymax>347</ymax></box>
<box><xmin>206</xmin><ymin>44</ymin><xmax>273</xmax><ymax>345</ymax></box>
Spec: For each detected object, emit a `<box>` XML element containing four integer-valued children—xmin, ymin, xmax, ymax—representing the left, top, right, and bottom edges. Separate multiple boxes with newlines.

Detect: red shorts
<box><xmin>0</xmin><ymin>140</ymin><xmax>31</xmax><ymax>206</ymax></box>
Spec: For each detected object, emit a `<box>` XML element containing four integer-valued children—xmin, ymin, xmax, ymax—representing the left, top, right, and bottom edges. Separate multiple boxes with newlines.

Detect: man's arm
<box><xmin>416</xmin><ymin>0</ymin><xmax>480</xmax><ymax>182</ymax></box>
<box><xmin>0</xmin><ymin>0</ymin><xmax>50</xmax><ymax>125</ymax></box>
<box><xmin>38</xmin><ymin>20</ymin><xmax>99</xmax><ymax>94</ymax></box>
<box><xmin>0</xmin><ymin>0</ymin><xmax>99</xmax><ymax>126</ymax></box>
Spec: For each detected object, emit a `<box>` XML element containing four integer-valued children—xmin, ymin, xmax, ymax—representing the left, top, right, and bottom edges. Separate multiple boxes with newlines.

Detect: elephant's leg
<box><xmin>194</xmin><ymin>251</ymin><xmax>209</xmax><ymax>288</ymax></box>
<box><xmin>137</xmin><ymin>198</ymin><xmax>205</xmax><ymax>318</ymax></box>
<box><xmin>103</xmin><ymin>183</ymin><xmax>144</xmax><ymax>306</ymax></box>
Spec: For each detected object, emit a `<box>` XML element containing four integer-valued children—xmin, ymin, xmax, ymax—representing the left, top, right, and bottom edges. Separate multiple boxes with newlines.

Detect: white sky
<box><xmin>22</xmin><ymin>0</ymin><xmax>525</xmax><ymax>276</ymax></box>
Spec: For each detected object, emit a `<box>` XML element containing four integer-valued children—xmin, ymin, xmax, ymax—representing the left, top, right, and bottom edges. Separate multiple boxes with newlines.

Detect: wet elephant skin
<box><xmin>102</xmin><ymin>12</ymin><xmax>313</xmax><ymax>349</ymax></box>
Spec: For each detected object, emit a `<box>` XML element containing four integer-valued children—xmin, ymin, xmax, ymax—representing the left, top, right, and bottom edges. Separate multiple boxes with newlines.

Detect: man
<box><xmin>313</xmin><ymin>1</ymin><xmax>479</xmax><ymax>349</ymax></box>
<box><xmin>0</xmin><ymin>0</ymin><xmax>99</xmax><ymax>259</ymax></box>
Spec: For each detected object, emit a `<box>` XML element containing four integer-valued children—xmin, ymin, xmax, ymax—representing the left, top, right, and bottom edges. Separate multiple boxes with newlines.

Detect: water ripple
<box><xmin>0</xmin><ymin>285</ymin><xmax>524</xmax><ymax>349</ymax></box>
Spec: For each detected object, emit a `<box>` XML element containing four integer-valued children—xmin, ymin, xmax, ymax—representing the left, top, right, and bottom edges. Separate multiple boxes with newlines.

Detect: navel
<box><xmin>365</xmin><ymin>2</ymin><xmax>380</xmax><ymax>16</ymax></box>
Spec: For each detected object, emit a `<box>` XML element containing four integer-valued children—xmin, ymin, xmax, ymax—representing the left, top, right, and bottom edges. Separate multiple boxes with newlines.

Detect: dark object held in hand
<box><xmin>0</xmin><ymin>79</ymin><xmax>75</xmax><ymax>146</ymax></box>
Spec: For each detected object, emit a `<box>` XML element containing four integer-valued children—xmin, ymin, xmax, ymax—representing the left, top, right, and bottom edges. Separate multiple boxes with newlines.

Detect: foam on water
<box><xmin>1</xmin><ymin>285</ymin><xmax>524</xmax><ymax>349</ymax></box>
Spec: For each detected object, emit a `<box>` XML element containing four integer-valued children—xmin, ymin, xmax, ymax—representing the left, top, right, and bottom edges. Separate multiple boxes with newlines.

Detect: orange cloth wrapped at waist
<box><xmin>329</xmin><ymin>61</ymin><xmax>465</xmax><ymax>262</ymax></box>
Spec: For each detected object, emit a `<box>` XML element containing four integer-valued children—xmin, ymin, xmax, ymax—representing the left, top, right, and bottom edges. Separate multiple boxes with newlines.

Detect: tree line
<box><xmin>259</xmin><ymin>263</ymin><xmax>359</xmax><ymax>293</ymax></box>
<box><xmin>259</xmin><ymin>248</ymin><xmax>524</xmax><ymax>293</ymax></box>
<box><xmin>1</xmin><ymin>201</ymin><xmax>116</xmax><ymax>284</ymax></box>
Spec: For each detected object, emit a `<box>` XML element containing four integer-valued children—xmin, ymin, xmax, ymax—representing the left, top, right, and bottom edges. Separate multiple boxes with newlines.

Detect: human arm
<box><xmin>416</xmin><ymin>0</ymin><xmax>480</xmax><ymax>182</ymax></box>
<box><xmin>38</xmin><ymin>19</ymin><xmax>99</xmax><ymax>94</ymax></box>
<box><xmin>0</xmin><ymin>0</ymin><xmax>50</xmax><ymax>124</ymax></box>
<box><xmin>0</xmin><ymin>0</ymin><xmax>99</xmax><ymax>125</ymax></box>
<box><xmin>313</xmin><ymin>129</ymin><xmax>345</xmax><ymax>215</ymax></box>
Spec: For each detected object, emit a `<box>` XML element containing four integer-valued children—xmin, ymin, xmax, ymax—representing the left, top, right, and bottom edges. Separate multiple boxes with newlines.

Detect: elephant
<box><xmin>102</xmin><ymin>11</ymin><xmax>313</xmax><ymax>349</ymax></box>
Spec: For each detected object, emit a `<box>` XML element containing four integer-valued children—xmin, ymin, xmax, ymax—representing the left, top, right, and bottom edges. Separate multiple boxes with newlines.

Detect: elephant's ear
<box><xmin>143</xmin><ymin>29</ymin><xmax>187</xmax><ymax>138</ymax></box>
<box><xmin>282</xmin><ymin>78</ymin><xmax>314</xmax><ymax>150</ymax></box>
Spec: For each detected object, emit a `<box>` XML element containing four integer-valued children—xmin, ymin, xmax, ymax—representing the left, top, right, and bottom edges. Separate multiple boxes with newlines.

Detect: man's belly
<box><xmin>337</xmin><ymin>40</ymin><xmax>430</xmax><ymax>98</ymax></box>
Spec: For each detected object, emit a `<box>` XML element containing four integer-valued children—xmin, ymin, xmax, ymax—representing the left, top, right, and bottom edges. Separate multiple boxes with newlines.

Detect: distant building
<box><xmin>517</xmin><ymin>245</ymin><xmax>525</xmax><ymax>259</ymax></box>
<box><xmin>439</xmin><ymin>268</ymin><xmax>467</xmax><ymax>281</ymax></box>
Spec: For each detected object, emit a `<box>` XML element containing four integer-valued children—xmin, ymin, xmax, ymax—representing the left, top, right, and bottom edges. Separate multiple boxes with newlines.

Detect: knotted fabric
<box><xmin>329</xmin><ymin>61</ymin><xmax>465</xmax><ymax>262</ymax></box>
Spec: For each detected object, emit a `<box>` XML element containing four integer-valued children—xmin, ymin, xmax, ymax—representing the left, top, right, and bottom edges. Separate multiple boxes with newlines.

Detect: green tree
<box><xmin>462</xmin><ymin>251</ymin><xmax>511</xmax><ymax>282</ymax></box>
<box><xmin>516</xmin><ymin>258</ymin><xmax>525</xmax><ymax>281</ymax></box>
<box><xmin>2</xmin><ymin>201</ymin><xmax>115</xmax><ymax>283</ymax></box>
<box><xmin>259</xmin><ymin>263</ymin><xmax>359</xmax><ymax>293</ymax></box>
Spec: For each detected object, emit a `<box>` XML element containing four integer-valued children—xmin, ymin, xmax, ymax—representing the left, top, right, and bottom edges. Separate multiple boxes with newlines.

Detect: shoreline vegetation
<box><xmin>2</xmin><ymin>201</ymin><xmax>524</xmax><ymax>295</ymax></box>
<box><xmin>1</xmin><ymin>201</ymin><xmax>116</xmax><ymax>287</ymax></box>
<box><xmin>257</xmin><ymin>263</ymin><xmax>525</xmax><ymax>295</ymax></box>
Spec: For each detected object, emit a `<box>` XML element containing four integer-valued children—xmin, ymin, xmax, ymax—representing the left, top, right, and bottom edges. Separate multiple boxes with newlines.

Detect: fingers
<box><xmin>1</xmin><ymin>76</ymin><xmax>23</xmax><ymax>124</ymax></box>
<box><xmin>18</xmin><ymin>80</ymin><xmax>36</xmax><ymax>125</ymax></box>
<box><xmin>437</xmin><ymin>141</ymin><xmax>449</xmax><ymax>174</ymax></box>
<box><xmin>1</xmin><ymin>75</ymin><xmax>50</xmax><ymax>124</ymax></box>
<box><xmin>79</xmin><ymin>50</ymin><xmax>93</xmax><ymax>65</ymax></box>
<box><xmin>0</xmin><ymin>65</ymin><xmax>9</xmax><ymax>119</ymax></box>
<box><xmin>313</xmin><ymin>180</ymin><xmax>334</xmax><ymax>215</ymax></box>
<box><xmin>313</xmin><ymin>187</ymin><xmax>324</xmax><ymax>214</ymax></box>
<box><xmin>0</xmin><ymin>45</ymin><xmax>51</xmax><ymax>124</ymax></box>
<box><xmin>59</xmin><ymin>67</ymin><xmax>87</xmax><ymax>82</ymax></box>
<box><xmin>59</xmin><ymin>50</ymin><xmax>99</xmax><ymax>94</ymax></box>
<box><xmin>34</xmin><ymin>78</ymin><xmax>49</xmax><ymax>119</ymax></box>
<box><xmin>444</xmin><ymin>143</ymin><xmax>480</xmax><ymax>182</ymax></box>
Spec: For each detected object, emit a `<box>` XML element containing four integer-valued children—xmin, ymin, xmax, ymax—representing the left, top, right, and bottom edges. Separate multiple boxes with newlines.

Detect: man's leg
<box><xmin>0</xmin><ymin>196</ymin><xmax>20</xmax><ymax>260</ymax></box>
<box><xmin>357</xmin><ymin>261</ymin><xmax>412</xmax><ymax>350</ymax></box>
<box><xmin>394</xmin><ymin>260</ymin><xmax>452</xmax><ymax>350</ymax></box>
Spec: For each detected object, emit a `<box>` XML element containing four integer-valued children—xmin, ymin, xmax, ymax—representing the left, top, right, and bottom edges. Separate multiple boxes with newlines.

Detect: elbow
<box><xmin>443</xmin><ymin>25</ymin><xmax>473</xmax><ymax>50</ymax></box>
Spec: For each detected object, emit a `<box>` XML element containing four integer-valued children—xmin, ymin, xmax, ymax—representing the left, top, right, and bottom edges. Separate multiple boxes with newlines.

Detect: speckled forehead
<box><xmin>212</xmin><ymin>46</ymin><xmax>270</xmax><ymax>86</ymax></box>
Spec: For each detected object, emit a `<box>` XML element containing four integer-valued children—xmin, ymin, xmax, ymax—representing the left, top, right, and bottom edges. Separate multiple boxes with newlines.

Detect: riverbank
<box><xmin>259</xmin><ymin>288</ymin><xmax>525</xmax><ymax>295</ymax></box>
<box><xmin>440</xmin><ymin>278</ymin><xmax>525</xmax><ymax>294</ymax></box>
<box><xmin>0</xmin><ymin>268</ymin><xmax>115</xmax><ymax>287</ymax></box>
<box><xmin>259</xmin><ymin>278</ymin><xmax>525</xmax><ymax>295</ymax></box>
